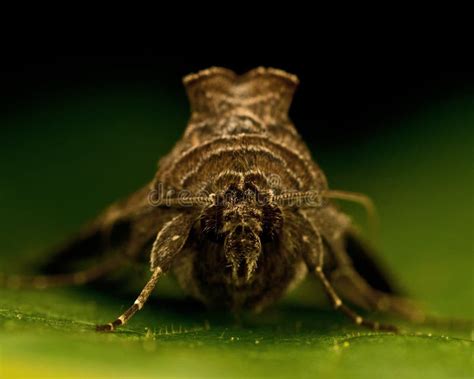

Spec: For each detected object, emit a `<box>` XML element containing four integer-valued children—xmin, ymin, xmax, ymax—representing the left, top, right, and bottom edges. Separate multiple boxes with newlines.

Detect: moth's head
<box><xmin>200</xmin><ymin>181</ymin><xmax>283</xmax><ymax>283</ymax></box>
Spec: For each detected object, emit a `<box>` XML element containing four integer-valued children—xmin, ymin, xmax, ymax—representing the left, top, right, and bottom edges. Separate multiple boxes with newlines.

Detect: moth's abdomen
<box><xmin>183</xmin><ymin>67</ymin><xmax>298</xmax><ymax>124</ymax></box>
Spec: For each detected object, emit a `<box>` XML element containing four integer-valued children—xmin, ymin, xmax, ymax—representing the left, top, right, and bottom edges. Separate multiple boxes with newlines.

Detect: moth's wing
<box><xmin>39</xmin><ymin>183</ymin><xmax>169</xmax><ymax>275</ymax></box>
<box><xmin>343</xmin><ymin>229</ymin><xmax>403</xmax><ymax>295</ymax></box>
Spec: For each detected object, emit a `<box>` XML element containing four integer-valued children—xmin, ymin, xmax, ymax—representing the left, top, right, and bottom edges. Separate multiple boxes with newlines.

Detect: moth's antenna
<box><xmin>151</xmin><ymin>195</ymin><xmax>215</xmax><ymax>208</ymax></box>
<box><xmin>273</xmin><ymin>190</ymin><xmax>379</xmax><ymax>242</ymax></box>
<box><xmin>324</xmin><ymin>190</ymin><xmax>379</xmax><ymax>241</ymax></box>
<box><xmin>272</xmin><ymin>191</ymin><xmax>323</xmax><ymax>207</ymax></box>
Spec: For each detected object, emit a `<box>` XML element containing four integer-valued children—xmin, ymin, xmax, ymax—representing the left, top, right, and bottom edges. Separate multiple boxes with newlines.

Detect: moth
<box><xmin>2</xmin><ymin>67</ymin><xmax>426</xmax><ymax>332</ymax></box>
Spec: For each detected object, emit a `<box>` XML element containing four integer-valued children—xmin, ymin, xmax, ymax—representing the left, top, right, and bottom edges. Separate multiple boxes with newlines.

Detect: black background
<box><xmin>1</xmin><ymin>55</ymin><xmax>472</xmax><ymax>145</ymax></box>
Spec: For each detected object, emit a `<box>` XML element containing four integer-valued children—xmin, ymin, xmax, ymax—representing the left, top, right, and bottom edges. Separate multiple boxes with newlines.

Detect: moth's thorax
<box><xmin>155</xmin><ymin>67</ymin><xmax>328</xmax><ymax>196</ymax></box>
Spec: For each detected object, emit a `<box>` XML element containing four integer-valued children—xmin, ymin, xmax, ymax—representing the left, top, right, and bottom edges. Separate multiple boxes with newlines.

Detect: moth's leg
<box><xmin>323</xmin><ymin>189</ymin><xmax>379</xmax><ymax>241</ymax></box>
<box><xmin>96</xmin><ymin>266</ymin><xmax>163</xmax><ymax>332</ymax></box>
<box><xmin>331</xmin><ymin>265</ymin><xmax>474</xmax><ymax>329</ymax></box>
<box><xmin>300</xmin><ymin>212</ymin><xmax>398</xmax><ymax>332</ymax></box>
<box><xmin>96</xmin><ymin>212</ymin><xmax>197</xmax><ymax>332</ymax></box>
<box><xmin>1</xmin><ymin>190</ymin><xmax>176</xmax><ymax>290</ymax></box>
<box><xmin>0</xmin><ymin>223</ymin><xmax>154</xmax><ymax>290</ymax></box>
<box><xmin>315</xmin><ymin>268</ymin><xmax>398</xmax><ymax>331</ymax></box>
<box><xmin>0</xmin><ymin>257</ymin><xmax>128</xmax><ymax>289</ymax></box>
<box><xmin>330</xmin><ymin>265</ymin><xmax>426</xmax><ymax>322</ymax></box>
<box><xmin>0</xmin><ymin>184</ymin><xmax>162</xmax><ymax>289</ymax></box>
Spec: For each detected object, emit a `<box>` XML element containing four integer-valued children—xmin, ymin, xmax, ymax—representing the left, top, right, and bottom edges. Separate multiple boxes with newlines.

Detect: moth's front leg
<box><xmin>0</xmin><ymin>185</ymin><xmax>162</xmax><ymax>289</ymax></box>
<box><xmin>329</xmin><ymin>264</ymin><xmax>426</xmax><ymax>323</ymax></box>
<box><xmin>295</xmin><ymin>211</ymin><xmax>398</xmax><ymax>332</ymax></box>
<box><xmin>96</xmin><ymin>212</ymin><xmax>197</xmax><ymax>332</ymax></box>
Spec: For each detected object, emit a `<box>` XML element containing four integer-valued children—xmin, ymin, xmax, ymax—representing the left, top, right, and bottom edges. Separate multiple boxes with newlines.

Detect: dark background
<box><xmin>1</xmin><ymin>56</ymin><xmax>472</xmax><ymax>143</ymax></box>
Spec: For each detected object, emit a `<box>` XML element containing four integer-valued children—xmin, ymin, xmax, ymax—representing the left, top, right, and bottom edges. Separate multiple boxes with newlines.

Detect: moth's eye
<box><xmin>261</xmin><ymin>204</ymin><xmax>283</xmax><ymax>242</ymax></box>
<box><xmin>200</xmin><ymin>205</ymin><xmax>225</xmax><ymax>242</ymax></box>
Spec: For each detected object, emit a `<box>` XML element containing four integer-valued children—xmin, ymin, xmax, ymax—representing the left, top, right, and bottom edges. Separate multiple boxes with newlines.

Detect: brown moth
<box><xmin>2</xmin><ymin>67</ymin><xmax>426</xmax><ymax>332</ymax></box>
